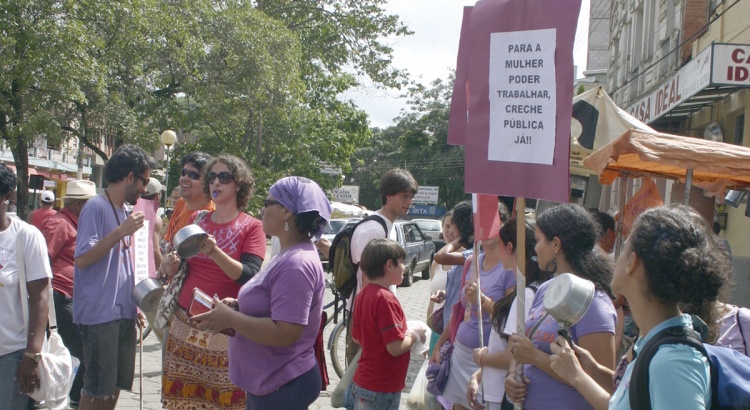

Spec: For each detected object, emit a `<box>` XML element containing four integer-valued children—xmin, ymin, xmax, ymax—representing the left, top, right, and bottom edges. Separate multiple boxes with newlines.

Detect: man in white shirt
<box><xmin>346</xmin><ymin>168</ymin><xmax>418</xmax><ymax>364</ymax></box>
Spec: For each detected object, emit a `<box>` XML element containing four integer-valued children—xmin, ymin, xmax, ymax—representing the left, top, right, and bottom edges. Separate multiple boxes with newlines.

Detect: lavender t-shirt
<box><xmin>229</xmin><ymin>242</ymin><xmax>324</xmax><ymax>395</ymax></box>
<box><xmin>522</xmin><ymin>279</ymin><xmax>616</xmax><ymax>410</ymax></box>
<box><xmin>74</xmin><ymin>195</ymin><xmax>137</xmax><ymax>325</ymax></box>
<box><xmin>455</xmin><ymin>254</ymin><xmax>516</xmax><ymax>348</ymax></box>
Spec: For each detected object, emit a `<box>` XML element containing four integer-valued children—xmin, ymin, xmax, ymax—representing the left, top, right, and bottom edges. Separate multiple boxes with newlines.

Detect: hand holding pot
<box><xmin>198</xmin><ymin>235</ymin><xmax>219</xmax><ymax>257</ymax></box>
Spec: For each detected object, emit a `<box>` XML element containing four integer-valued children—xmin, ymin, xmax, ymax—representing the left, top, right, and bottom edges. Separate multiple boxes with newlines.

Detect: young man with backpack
<box><xmin>341</xmin><ymin>168</ymin><xmax>418</xmax><ymax>365</ymax></box>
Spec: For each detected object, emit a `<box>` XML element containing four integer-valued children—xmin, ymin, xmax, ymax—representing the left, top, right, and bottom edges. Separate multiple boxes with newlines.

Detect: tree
<box><xmin>0</xmin><ymin>0</ymin><xmax>95</xmax><ymax>219</ymax></box>
<box><xmin>349</xmin><ymin>75</ymin><xmax>468</xmax><ymax>211</ymax></box>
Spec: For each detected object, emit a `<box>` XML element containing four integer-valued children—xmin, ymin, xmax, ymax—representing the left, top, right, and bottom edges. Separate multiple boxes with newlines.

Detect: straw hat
<box><xmin>64</xmin><ymin>180</ymin><xmax>97</xmax><ymax>200</ymax></box>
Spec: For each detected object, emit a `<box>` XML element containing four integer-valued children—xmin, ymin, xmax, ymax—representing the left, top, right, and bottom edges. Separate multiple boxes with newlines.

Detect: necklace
<box><xmin>105</xmin><ymin>189</ymin><xmax>131</xmax><ymax>249</ymax></box>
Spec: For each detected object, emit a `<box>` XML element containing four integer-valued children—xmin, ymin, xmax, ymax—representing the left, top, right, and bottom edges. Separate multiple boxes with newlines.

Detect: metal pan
<box><xmin>132</xmin><ymin>277</ymin><xmax>165</xmax><ymax>312</ymax></box>
<box><xmin>173</xmin><ymin>224</ymin><xmax>208</xmax><ymax>259</ymax></box>
<box><xmin>543</xmin><ymin>273</ymin><xmax>596</xmax><ymax>345</ymax></box>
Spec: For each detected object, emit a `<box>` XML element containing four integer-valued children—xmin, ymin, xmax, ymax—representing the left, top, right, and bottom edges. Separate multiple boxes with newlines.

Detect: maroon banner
<box><xmin>463</xmin><ymin>0</ymin><xmax>580</xmax><ymax>203</ymax></box>
<box><xmin>447</xmin><ymin>6</ymin><xmax>473</xmax><ymax>146</ymax></box>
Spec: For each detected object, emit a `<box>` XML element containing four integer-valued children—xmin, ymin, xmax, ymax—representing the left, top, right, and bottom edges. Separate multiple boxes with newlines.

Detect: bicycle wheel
<box><xmin>329</xmin><ymin>321</ymin><xmax>348</xmax><ymax>378</ymax></box>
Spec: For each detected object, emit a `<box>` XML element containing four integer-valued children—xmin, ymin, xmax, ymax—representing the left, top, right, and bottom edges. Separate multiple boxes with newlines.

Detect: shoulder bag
<box><xmin>154</xmin><ymin>210</ymin><xmax>209</xmax><ymax>329</ymax></box>
<box><xmin>18</xmin><ymin>224</ymin><xmax>78</xmax><ymax>410</ymax></box>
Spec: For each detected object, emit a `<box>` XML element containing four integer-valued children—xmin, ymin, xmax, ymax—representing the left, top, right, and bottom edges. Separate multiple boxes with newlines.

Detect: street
<box><xmin>113</xmin><ymin>245</ymin><xmax>433</xmax><ymax>409</ymax></box>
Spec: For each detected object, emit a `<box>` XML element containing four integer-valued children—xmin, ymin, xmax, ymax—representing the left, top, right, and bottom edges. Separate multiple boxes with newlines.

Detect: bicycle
<box><xmin>323</xmin><ymin>280</ymin><xmax>350</xmax><ymax>378</ymax></box>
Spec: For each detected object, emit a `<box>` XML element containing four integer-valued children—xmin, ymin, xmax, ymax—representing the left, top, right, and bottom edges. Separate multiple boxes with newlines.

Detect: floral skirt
<box><xmin>162</xmin><ymin>309</ymin><xmax>245</xmax><ymax>409</ymax></box>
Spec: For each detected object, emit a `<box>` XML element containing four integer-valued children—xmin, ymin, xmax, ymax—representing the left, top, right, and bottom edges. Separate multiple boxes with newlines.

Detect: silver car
<box><xmin>412</xmin><ymin>219</ymin><xmax>442</xmax><ymax>242</ymax></box>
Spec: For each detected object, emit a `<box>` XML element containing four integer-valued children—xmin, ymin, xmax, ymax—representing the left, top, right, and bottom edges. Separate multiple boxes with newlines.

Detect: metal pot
<box><xmin>543</xmin><ymin>273</ymin><xmax>595</xmax><ymax>328</ymax></box>
<box><xmin>173</xmin><ymin>224</ymin><xmax>208</xmax><ymax>259</ymax></box>
<box><xmin>132</xmin><ymin>277</ymin><xmax>165</xmax><ymax>312</ymax></box>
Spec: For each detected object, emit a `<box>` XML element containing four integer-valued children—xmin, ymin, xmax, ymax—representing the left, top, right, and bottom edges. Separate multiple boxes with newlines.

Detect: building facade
<box><xmin>607</xmin><ymin>0</ymin><xmax>750</xmax><ymax>302</ymax></box>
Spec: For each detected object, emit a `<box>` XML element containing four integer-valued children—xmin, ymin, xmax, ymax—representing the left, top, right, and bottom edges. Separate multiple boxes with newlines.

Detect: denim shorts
<box><xmin>0</xmin><ymin>349</ymin><xmax>31</xmax><ymax>410</ymax></box>
<box><xmin>351</xmin><ymin>383</ymin><xmax>401</xmax><ymax>410</ymax></box>
<box><xmin>81</xmin><ymin>319</ymin><xmax>137</xmax><ymax>398</ymax></box>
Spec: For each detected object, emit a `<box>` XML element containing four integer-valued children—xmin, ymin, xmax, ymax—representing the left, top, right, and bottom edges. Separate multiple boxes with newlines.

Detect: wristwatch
<box><xmin>23</xmin><ymin>351</ymin><xmax>41</xmax><ymax>363</ymax></box>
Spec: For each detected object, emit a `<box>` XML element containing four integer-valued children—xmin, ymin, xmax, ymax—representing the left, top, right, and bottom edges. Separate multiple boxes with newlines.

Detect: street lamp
<box><xmin>160</xmin><ymin>130</ymin><xmax>177</xmax><ymax>208</ymax></box>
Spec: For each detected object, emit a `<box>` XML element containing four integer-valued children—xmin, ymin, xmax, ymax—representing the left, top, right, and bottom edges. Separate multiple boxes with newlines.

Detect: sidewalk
<box><xmin>115</xmin><ymin>276</ymin><xmax>432</xmax><ymax>409</ymax></box>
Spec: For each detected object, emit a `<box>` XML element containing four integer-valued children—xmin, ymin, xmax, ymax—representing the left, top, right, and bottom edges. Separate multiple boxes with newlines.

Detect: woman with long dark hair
<box><xmin>548</xmin><ymin>205</ymin><xmax>729</xmax><ymax>409</ymax></box>
<box><xmin>466</xmin><ymin>218</ymin><xmax>552</xmax><ymax>410</ymax></box>
<box><xmin>505</xmin><ymin>204</ymin><xmax>617</xmax><ymax>410</ymax></box>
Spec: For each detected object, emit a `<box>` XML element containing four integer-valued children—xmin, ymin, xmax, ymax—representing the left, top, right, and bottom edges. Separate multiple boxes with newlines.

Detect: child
<box><xmin>350</xmin><ymin>239</ymin><xmax>427</xmax><ymax>409</ymax></box>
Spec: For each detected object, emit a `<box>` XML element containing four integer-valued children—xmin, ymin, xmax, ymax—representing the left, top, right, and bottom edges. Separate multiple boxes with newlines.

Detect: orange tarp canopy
<box><xmin>583</xmin><ymin>130</ymin><xmax>750</xmax><ymax>198</ymax></box>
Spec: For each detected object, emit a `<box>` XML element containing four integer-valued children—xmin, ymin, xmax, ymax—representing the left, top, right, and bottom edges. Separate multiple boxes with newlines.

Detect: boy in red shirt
<box><xmin>351</xmin><ymin>239</ymin><xmax>426</xmax><ymax>409</ymax></box>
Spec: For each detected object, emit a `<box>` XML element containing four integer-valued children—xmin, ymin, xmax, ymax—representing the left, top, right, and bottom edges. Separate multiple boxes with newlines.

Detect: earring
<box><xmin>545</xmin><ymin>255</ymin><xmax>558</xmax><ymax>273</ymax></box>
<box><xmin>284</xmin><ymin>221</ymin><xmax>289</xmax><ymax>232</ymax></box>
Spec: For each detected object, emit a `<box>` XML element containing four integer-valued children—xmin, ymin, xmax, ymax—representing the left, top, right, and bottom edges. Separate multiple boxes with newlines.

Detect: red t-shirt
<box><xmin>178</xmin><ymin>212</ymin><xmax>266</xmax><ymax>309</ymax></box>
<box><xmin>40</xmin><ymin>208</ymin><xmax>77</xmax><ymax>297</ymax></box>
<box><xmin>352</xmin><ymin>283</ymin><xmax>409</xmax><ymax>392</ymax></box>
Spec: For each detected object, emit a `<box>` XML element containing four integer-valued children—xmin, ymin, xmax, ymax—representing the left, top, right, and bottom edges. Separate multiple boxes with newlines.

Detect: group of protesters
<box><xmin>420</xmin><ymin>200</ymin><xmax>749</xmax><ymax>410</ymax></box>
<box><xmin>1</xmin><ymin>140</ymin><xmax>748</xmax><ymax>410</ymax></box>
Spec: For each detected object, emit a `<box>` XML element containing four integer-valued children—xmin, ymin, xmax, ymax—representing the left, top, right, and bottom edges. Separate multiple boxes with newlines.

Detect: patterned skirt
<box><xmin>162</xmin><ymin>309</ymin><xmax>245</xmax><ymax>409</ymax></box>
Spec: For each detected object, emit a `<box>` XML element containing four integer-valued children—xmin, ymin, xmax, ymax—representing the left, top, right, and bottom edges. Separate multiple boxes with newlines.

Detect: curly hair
<box><xmin>294</xmin><ymin>211</ymin><xmax>327</xmax><ymax>239</ymax></box>
<box><xmin>0</xmin><ymin>164</ymin><xmax>17</xmax><ymax>196</ymax></box>
<box><xmin>493</xmin><ymin>218</ymin><xmax>551</xmax><ymax>334</ymax></box>
<box><xmin>105</xmin><ymin>144</ymin><xmax>152</xmax><ymax>184</ymax></box>
<box><xmin>451</xmin><ymin>200</ymin><xmax>474</xmax><ymax>249</ymax></box>
<box><xmin>629</xmin><ymin>205</ymin><xmax>729</xmax><ymax>341</ymax></box>
<box><xmin>537</xmin><ymin>204</ymin><xmax>613</xmax><ymax>296</ymax></box>
<box><xmin>203</xmin><ymin>154</ymin><xmax>254</xmax><ymax>210</ymax></box>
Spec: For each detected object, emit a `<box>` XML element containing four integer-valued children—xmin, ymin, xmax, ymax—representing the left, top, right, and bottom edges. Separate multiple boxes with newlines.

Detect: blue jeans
<box><xmin>351</xmin><ymin>383</ymin><xmax>400</xmax><ymax>410</ymax></box>
<box><xmin>0</xmin><ymin>349</ymin><xmax>31</xmax><ymax>410</ymax></box>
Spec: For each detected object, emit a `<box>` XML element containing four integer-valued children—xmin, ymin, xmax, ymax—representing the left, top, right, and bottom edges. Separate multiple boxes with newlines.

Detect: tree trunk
<box><xmin>12</xmin><ymin>142</ymin><xmax>30</xmax><ymax>221</ymax></box>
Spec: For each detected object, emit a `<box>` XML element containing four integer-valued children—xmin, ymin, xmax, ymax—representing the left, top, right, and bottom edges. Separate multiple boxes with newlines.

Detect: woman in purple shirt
<box><xmin>506</xmin><ymin>204</ymin><xmax>617</xmax><ymax>410</ymax></box>
<box><xmin>193</xmin><ymin>176</ymin><xmax>332</xmax><ymax>410</ymax></box>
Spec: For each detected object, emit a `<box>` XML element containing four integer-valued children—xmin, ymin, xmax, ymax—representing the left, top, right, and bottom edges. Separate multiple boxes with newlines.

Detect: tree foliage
<box><xmin>0</xmin><ymin>0</ymin><xmax>411</xmax><ymax>215</ymax></box>
<box><xmin>349</xmin><ymin>75</ymin><xmax>469</xmax><ymax>211</ymax></box>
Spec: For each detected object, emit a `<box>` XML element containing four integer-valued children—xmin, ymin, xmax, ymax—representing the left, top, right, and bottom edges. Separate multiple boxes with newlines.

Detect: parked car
<box><xmin>412</xmin><ymin>219</ymin><xmax>442</xmax><ymax>242</ymax></box>
<box><xmin>394</xmin><ymin>221</ymin><xmax>435</xmax><ymax>287</ymax></box>
<box><xmin>319</xmin><ymin>218</ymin><xmax>361</xmax><ymax>268</ymax></box>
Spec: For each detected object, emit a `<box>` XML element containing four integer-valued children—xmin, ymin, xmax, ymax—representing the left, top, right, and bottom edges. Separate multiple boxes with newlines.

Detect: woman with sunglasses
<box><xmin>163</xmin><ymin>151</ymin><xmax>215</xmax><ymax>246</ymax></box>
<box><xmin>161</xmin><ymin>154</ymin><xmax>267</xmax><ymax>410</ymax></box>
<box><xmin>192</xmin><ymin>176</ymin><xmax>331</xmax><ymax>410</ymax></box>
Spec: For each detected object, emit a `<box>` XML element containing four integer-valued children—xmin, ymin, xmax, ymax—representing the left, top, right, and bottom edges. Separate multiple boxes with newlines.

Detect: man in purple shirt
<box><xmin>74</xmin><ymin>144</ymin><xmax>152</xmax><ymax>410</ymax></box>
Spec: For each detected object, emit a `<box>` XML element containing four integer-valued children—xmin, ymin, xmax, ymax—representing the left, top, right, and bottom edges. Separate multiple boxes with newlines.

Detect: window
<box><xmin>735</xmin><ymin>114</ymin><xmax>745</xmax><ymax>146</ymax></box>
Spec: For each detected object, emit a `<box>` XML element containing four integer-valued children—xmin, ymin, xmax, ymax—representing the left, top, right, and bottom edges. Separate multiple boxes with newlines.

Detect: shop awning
<box><xmin>583</xmin><ymin>129</ymin><xmax>750</xmax><ymax>198</ymax></box>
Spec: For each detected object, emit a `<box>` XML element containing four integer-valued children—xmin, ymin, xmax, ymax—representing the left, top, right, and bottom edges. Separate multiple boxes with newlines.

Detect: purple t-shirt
<box><xmin>229</xmin><ymin>241</ymin><xmax>325</xmax><ymax>395</ymax></box>
<box><xmin>455</xmin><ymin>254</ymin><xmax>516</xmax><ymax>348</ymax></box>
<box><xmin>74</xmin><ymin>194</ymin><xmax>137</xmax><ymax>325</ymax></box>
<box><xmin>522</xmin><ymin>279</ymin><xmax>616</xmax><ymax>410</ymax></box>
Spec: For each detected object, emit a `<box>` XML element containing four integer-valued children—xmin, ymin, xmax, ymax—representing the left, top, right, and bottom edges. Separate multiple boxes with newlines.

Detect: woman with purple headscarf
<box><xmin>194</xmin><ymin>176</ymin><xmax>332</xmax><ymax>410</ymax></box>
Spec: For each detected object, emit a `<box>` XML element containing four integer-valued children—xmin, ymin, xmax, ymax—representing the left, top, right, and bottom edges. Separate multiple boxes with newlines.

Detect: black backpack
<box><xmin>327</xmin><ymin>215</ymin><xmax>387</xmax><ymax>299</ymax></box>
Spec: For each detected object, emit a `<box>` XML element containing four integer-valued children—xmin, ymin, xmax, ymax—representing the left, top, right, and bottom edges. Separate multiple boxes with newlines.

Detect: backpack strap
<box><xmin>629</xmin><ymin>325</ymin><xmax>714</xmax><ymax>410</ymax></box>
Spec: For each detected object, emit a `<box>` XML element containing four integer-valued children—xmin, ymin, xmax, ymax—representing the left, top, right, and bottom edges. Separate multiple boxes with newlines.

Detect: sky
<box><xmin>342</xmin><ymin>0</ymin><xmax>592</xmax><ymax>128</ymax></box>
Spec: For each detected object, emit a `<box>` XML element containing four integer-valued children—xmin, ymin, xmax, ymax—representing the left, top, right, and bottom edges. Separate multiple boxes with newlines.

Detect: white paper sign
<box><xmin>413</xmin><ymin>186</ymin><xmax>439</xmax><ymax>205</ymax></box>
<box><xmin>134</xmin><ymin>221</ymin><xmax>150</xmax><ymax>283</ymax></box>
<box><xmin>488</xmin><ymin>29</ymin><xmax>557</xmax><ymax>165</ymax></box>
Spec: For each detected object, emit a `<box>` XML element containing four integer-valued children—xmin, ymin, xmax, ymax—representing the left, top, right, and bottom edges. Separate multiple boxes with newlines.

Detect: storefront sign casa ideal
<box><xmin>627</xmin><ymin>43</ymin><xmax>750</xmax><ymax>123</ymax></box>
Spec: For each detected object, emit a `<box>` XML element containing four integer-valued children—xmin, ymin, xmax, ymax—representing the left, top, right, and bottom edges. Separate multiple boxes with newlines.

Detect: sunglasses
<box><xmin>135</xmin><ymin>175</ymin><xmax>150</xmax><ymax>186</ymax></box>
<box><xmin>207</xmin><ymin>171</ymin><xmax>235</xmax><ymax>184</ymax></box>
<box><xmin>181</xmin><ymin>168</ymin><xmax>201</xmax><ymax>180</ymax></box>
<box><xmin>263</xmin><ymin>199</ymin><xmax>282</xmax><ymax>208</ymax></box>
